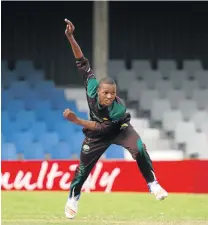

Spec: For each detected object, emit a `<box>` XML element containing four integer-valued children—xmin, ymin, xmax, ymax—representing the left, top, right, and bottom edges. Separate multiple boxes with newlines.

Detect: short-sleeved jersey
<box><xmin>76</xmin><ymin>57</ymin><xmax>131</xmax><ymax>137</ymax></box>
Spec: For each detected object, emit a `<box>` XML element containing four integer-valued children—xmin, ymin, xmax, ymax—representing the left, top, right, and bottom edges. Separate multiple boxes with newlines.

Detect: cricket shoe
<box><xmin>65</xmin><ymin>192</ymin><xmax>80</xmax><ymax>219</ymax></box>
<box><xmin>148</xmin><ymin>181</ymin><xmax>168</xmax><ymax>200</ymax></box>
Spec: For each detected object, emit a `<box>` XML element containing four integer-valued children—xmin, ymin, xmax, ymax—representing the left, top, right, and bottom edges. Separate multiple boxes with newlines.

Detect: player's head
<box><xmin>97</xmin><ymin>77</ymin><xmax>117</xmax><ymax>106</ymax></box>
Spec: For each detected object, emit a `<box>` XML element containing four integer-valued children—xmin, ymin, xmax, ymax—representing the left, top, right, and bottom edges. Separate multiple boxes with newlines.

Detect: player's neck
<box><xmin>98</xmin><ymin>102</ymin><xmax>106</xmax><ymax>109</ymax></box>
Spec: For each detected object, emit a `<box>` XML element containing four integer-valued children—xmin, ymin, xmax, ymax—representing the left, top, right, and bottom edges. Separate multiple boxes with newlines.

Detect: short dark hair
<box><xmin>98</xmin><ymin>77</ymin><xmax>116</xmax><ymax>87</ymax></box>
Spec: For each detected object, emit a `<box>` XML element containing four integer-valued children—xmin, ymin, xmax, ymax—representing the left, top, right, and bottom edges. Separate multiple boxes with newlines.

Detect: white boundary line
<box><xmin>2</xmin><ymin>219</ymin><xmax>208</xmax><ymax>225</ymax></box>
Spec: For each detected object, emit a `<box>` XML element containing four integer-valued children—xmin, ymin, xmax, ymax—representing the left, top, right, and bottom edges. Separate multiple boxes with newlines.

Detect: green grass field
<box><xmin>2</xmin><ymin>191</ymin><xmax>208</xmax><ymax>225</ymax></box>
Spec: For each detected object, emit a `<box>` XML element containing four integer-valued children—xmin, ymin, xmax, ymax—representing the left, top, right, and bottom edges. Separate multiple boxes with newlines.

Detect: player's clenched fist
<box><xmin>63</xmin><ymin>108</ymin><xmax>78</xmax><ymax>122</ymax></box>
<box><xmin>64</xmin><ymin>18</ymin><xmax>75</xmax><ymax>37</ymax></box>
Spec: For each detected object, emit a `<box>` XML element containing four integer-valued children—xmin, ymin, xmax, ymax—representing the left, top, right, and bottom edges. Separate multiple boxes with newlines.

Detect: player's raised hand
<box><xmin>63</xmin><ymin>108</ymin><xmax>78</xmax><ymax>122</ymax></box>
<box><xmin>64</xmin><ymin>18</ymin><xmax>75</xmax><ymax>37</ymax></box>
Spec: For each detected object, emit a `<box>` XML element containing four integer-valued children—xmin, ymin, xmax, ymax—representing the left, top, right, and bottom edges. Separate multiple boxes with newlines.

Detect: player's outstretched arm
<box><xmin>63</xmin><ymin>108</ymin><xmax>97</xmax><ymax>130</ymax></box>
<box><xmin>64</xmin><ymin>19</ymin><xmax>83</xmax><ymax>59</ymax></box>
<box><xmin>63</xmin><ymin>109</ymin><xmax>111</xmax><ymax>133</ymax></box>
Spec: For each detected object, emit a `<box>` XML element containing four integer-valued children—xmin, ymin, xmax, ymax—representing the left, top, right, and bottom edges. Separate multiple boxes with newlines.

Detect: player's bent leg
<box><xmin>113</xmin><ymin>125</ymin><xmax>168</xmax><ymax>201</ymax></box>
<box><xmin>65</xmin><ymin>137</ymin><xmax>110</xmax><ymax>219</ymax></box>
<box><xmin>137</xmin><ymin>140</ymin><xmax>168</xmax><ymax>200</ymax></box>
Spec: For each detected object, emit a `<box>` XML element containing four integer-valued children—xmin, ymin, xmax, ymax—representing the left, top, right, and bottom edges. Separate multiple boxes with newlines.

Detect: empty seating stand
<box><xmin>2</xmin><ymin>58</ymin><xmax>208</xmax><ymax>160</ymax></box>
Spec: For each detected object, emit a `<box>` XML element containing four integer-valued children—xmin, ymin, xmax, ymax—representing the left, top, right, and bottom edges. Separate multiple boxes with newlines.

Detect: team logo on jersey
<box><xmin>83</xmin><ymin>144</ymin><xmax>90</xmax><ymax>153</ymax></box>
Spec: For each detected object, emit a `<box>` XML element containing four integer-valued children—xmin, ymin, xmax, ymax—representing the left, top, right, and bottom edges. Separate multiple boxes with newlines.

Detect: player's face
<box><xmin>98</xmin><ymin>83</ymin><xmax>116</xmax><ymax>106</ymax></box>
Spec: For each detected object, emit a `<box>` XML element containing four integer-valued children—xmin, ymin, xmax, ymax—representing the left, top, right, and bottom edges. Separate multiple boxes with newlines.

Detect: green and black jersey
<box><xmin>76</xmin><ymin>57</ymin><xmax>131</xmax><ymax>138</ymax></box>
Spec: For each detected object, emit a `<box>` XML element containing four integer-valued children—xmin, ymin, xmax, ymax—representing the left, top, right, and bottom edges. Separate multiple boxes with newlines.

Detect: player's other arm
<box><xmin>64</xmin><ymin>19</ymin><xmax>96</xmax><ymax>89</ymax></box>
<box><xmin>63</xmin><ymin>109</ymin><xmax>111</xmax><ymax>133</ymax></box>
<box><xmin>64</xmin><ymin>19</ymin><xmax>83</xmax><ymax>59</ymax></box>
<box><xmin>64</xmin><ymin>19</ymin><xmax>90</xmax><ymax>72</ymax></box>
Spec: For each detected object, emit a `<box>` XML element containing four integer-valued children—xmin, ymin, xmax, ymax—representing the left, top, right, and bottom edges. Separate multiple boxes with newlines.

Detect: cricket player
<box><xmin>63</xmin><ymin>19</ymin><xmax>168</xmax><ymax>219</ymax></box>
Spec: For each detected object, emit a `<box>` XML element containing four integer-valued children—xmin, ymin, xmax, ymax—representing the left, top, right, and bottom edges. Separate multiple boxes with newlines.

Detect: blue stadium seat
<box><xmin>51</xmin><ymin>141</ymin><xmax>72</xmax><ymax>159</ymax></box>
<box><xmin>1</xmin><ymin>112</ymin><xmax>17</xmax><ymax>141</ymax></box>
<box><xmin>35</xmin><ymin>99</ymin><xmax>51</xmax><ymax>110</ymax></box>
<box><xmin>34</xmin><ymin>100</ymin><xmax>52</xmax><ymax>120</ymax></box>
<box><xmin>55</xmin><ymin>121</ymin><xmax>75</xmax><ymax>141</ymax></box>
<box><xmin>24</xmin><ymin>90</ymin><xmax>39</xmax><ymax>110</ymax></box>
<box><xmin>23</xmin><ymin>142</ymin><xmax>45</xmax><ymax>160</ymax></box>
<box><xmin>2</xmin><ymin>90</ymin><xmax>12</xmax><ymax>111</ymax></box>
<box><xmin>16</xmin><ymin>110</ymin><xmax>36</xmax><ymax>131</ymax></box>
<box><xmin>2</xmin><ymin>134</ymin><xmax>6</xmax><ymax>143</ymax></box>
<box><xmin>45</xmin><ymin>110</ymin><xmax>65</xmax><ymax>131</ymax></box>
<box><xmin>6</xmin><ymin>100</ymin><xmax>25</xmax><ymax>121</ymax></box>
<box><xmin>53</xmin><ymin>88</ymin><xmax>65</xmax><ymax>97</ymax></box>
<box><xmin>49</xmin><ymin>88</ymin><xmax>65</xmax><ymax>101</ymax></box>
<box><xmin>50</xmin><ymin>89</ymin><xmax>75</xmax><ymax>109</ymax></box>
<box><xmin>52</xmin><ymin>99</ymin><xmax>77</xmax><ymax>111</ymax></box>
<box><xmin>40</xmin><ymin>132</ymin><xmax>59</xmax><ymax>154</ymax></box>
<box><xmin>34</xmin><ymin>81</ymin><xmax>55</xmax><ymax>100</ymax></box>
<box><xmin>2</xmin><ymin>70</ymin><xmax>17</xmax><ymax>88</ymax></box>
<box><xmin>105</xmin><ymin>144</ymin><xmax>125</xmax><ymax>159</ymax></box>
<box><xmin>12</xmin><ymin>131</ymin><xmax>34</xmax><ymax>153</ymax></box>
<box><xmin>35</xmin><ymin>108</ymin><xmax>52</xmax><ymax>122</ymax></box>
<box><xmin>49</xmin><ymin>88</ymin><xmax>76</xmax><ymax>108</ymax></box>
<box><xmin>1</xmin><ymin>143</ymin><xmax>17</xmax><ymax>160</ymax></box>
<box><xmin>27</xmin><ymin>70</ymin><xmax>44</xmax><ymax>87</ymax></box>
<box><xmin>9</xmin><ymin>81</ymin><xmax>30</xmax><ymax>99</ymax></box>
<box><xmin>2</xmin><ymin>110</ymin><xmax>10</xmax><ymax>122</ymax></box>
<box><xmin>31</xmin><ymin>121</ymin><xmax>47</xmax><ymax>141</ymax></box>
<box><xmin>15</xmin><ymin>60</ymin><xmax>35</xmax><ymax>79</ymax></box>
<box><xmin>71</xmin><ymin>131</ymin><xmax>85</xmax><ymax>154</ymax></box>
